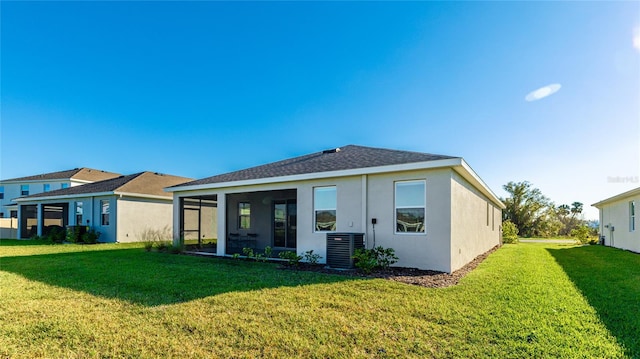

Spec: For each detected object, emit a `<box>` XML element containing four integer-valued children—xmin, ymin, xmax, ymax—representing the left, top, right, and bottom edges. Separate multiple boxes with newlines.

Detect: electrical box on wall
<box><xmin>371</xmin><ymin>218</ymin><xmax>377</xmax><ymax>225</ymax></box>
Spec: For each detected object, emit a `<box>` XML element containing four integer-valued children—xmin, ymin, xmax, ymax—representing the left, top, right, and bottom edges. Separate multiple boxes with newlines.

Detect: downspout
<box><xmin>361</xmin><ymin>175</ymin><xmax>368</xmax><ymax>248</ymax></box>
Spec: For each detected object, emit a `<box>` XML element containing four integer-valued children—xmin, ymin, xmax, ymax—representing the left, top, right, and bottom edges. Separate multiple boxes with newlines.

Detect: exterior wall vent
<box><xmin>326</xmin><ymin>232</ymin><xmax>364</xmax><ymax>269</ymax></box>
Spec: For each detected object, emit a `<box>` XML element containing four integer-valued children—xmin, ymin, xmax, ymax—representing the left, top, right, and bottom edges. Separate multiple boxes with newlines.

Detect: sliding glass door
<box><xmin>273</xmin><ymin>199</ymin><xmax>296</xmax><ymax>249</ymax></box>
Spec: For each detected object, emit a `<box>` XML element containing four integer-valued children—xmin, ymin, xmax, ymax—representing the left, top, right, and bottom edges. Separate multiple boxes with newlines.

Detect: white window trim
<box><xmin>394</xmin><ymin>179</ymin><xmax>427</xmax><ymax>235</ymax></box>
<box><xmin>101</xmin><ymin>200</ymin><xmax>110</xmax><ymax>226</ymax></box>
<box><xmin>313</xmin><ymin>186</ymin><xmax>337</xmax><ymax>233</ymax></box>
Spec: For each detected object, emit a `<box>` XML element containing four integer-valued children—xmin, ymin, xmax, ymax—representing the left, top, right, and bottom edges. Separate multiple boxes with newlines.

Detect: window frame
<box><xmin>43</xmin><ymin>184</ymin><xmax>50</xmax><ymax>192</ymax></box>
<box><xmin>61</xmin><ymin>183</ymin><xmax>69</xmax><ymax>189</ymax></box>
<box><xmin>0</xmin><ymin>186</ymin><xmax>4</xmax><ymax>199</ymax></box>
<box><xmin>313</xmin><ymin>186</ymin><xmax>337</xmax><ymax>232</ymax></box>
<box><xmin>394</xmin><ymin>179</ymin><xmax>427</xmax><ymax>235</ymax></box>
<box><xmin>238</xmin><ymin>202</ymin><xmax>251</xmax><ymax>230</ymax></box>
<box><xmin>20</xmin><ymin>184</ymin><xmax>29</xmax><ymax>196</ymax></box>
<box><xmin>76</xmin><ymin>202</ymin><xmax>84</xmax><ymax>225</ymax></box>
<box><xmin>101</xmin><ymin>200</ymin><xmax>110</xmax><ymax>226</ymax></box>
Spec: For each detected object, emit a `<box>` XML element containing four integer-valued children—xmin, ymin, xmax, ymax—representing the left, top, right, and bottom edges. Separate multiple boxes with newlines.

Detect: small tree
<box><xmin>502</xmin><ymin>220</ymin><xmax>519</xmax><ymax>243</ymax></box>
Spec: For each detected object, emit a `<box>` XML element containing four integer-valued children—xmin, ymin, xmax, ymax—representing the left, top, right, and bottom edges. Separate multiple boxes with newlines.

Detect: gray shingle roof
<box><xmin>2</xmin><ymin>168</ymin><xmax>121</xmax><ymax>182</ymax></box>
<box><xmin>175</xmin><ymin>145</ymin><xmax>457</xmax><ymax>188</ymax></box>
<box><xmin>21</xmin><ymin>172</ymin><xmax>193</xmax><ymax>200</ymax></box>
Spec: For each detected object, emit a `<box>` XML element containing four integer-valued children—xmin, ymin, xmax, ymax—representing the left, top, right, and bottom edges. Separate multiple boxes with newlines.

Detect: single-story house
<box><xmin>0</xmin><ymin>167</ymin><xmax>122</xmax><ymax>220</ymax></box>
<box><xmin>168</xmin><ymin>145</ymin><xmax>505</xmax><ymax>273</ymax></box>
<box><xmin>15</xmin><ymin>171</ymin><xmax>192</xmax><ymax>242</ymax></box>
<box><xmin>592</xmin><ymin>187</ymin><xmax>640</xmax><ymax>253</ymax></box>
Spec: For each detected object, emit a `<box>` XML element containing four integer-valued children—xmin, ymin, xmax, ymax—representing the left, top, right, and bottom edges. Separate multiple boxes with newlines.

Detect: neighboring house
<box><xmin>0</xmin><ymin>168</ymin><xmax>121</xmax><ymax>219</ymax></box>
<box><xmin>592</xmin><ymin>187</ymin><xmax>640</xmax><ymax>253</ymax></box>
<box><xmin>14</xmin><ymin>172</ymin><xmax>192</xmax><ymax>242</ymax></box>
<box><xmin>167</xmin><ymin>145</ymin><xmax>505</xmax><ymax>273</ymax></box>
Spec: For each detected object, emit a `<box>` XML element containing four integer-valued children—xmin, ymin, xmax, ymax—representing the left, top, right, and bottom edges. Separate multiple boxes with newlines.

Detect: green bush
<box><xmin>278</xmin><ymin>251</ymin><xmax>302</xmax><ymax>266</ymax></box>
<box><xmin>352</xmin><ymin>246</ymin><xmax>398</xmax><ymax>274</ymax></box>
<box><xmin>303</xmin><ymin>250</ymin><xmax>322</xmax><ymax>265</ymax></box>
<box><xmin>47</xmin><ymin>226</ymin><xmax>66</xmax><ymax>244</ymax></box>
<box><xmin>502</xmin><ymin>220</ymin><xmax>519</xmax><ymax>244</ymax></box>
<box><xmin>571</xmin><ymin>225</ymin><xmax>594</xmax><ymax>244</ymax></box>
<box><xmin>81</xmin><ymin>229</ymin><xmax>100</xmax><ymax>244</ymax></box>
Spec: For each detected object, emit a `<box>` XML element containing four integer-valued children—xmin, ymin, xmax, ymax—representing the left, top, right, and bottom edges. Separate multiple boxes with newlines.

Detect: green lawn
<box><xmin>0</xmin><ymin>240</ymin><xmax>637</xmax><ymax>358</ymax></box>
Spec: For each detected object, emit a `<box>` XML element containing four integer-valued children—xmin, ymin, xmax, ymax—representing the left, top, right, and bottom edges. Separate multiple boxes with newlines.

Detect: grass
<box><xmin>0</xmin><ymin>239</ymin><xmax>637</xmax><ymax>358</ymax></box>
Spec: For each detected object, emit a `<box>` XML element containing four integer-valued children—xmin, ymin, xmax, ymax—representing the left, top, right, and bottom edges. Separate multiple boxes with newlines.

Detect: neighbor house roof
<box><xmin>16</xmin><ymin>172</ymin><xmax>193</xmax><ymax>202</ymax></box>
<box><xmin>592</xmin><ymin>187</ymin><xmax>640</xmax><ymax>208</ymax></box>
<box><xmin>1</xmin><ymin>168</ymin><xmax>121</xmax><ymax>183</ymax></box>
<box><xmin>173</xmin><ymin>145</ymin><xmax>457</xmax><ymax>188</ymax></box>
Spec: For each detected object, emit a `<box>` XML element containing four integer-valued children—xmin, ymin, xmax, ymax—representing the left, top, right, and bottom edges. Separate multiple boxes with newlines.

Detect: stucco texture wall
<box><xmin>367</xmin><ymin>169</ymin><xmax>452</xmax><ymax>273</ymax></box>
<box><xmin>116</xmin><ymin>197</ymin><xmax>173</xmax><ymax>243</ymax></box>
<box><xmin>450</xmin><ymin>172</ymin><xmax>501</xmax><ymax>272</ymax></box>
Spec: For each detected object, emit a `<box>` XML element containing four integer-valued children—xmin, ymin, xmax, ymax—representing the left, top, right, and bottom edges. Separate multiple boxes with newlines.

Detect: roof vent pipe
<box><xmin>322</xmin><ymin>147</ymin><xmax>341</xmax><ymax>154</ymax></box>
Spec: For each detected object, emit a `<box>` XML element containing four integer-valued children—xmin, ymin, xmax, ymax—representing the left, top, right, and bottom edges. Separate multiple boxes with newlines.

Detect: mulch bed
<box><xmin>279</xmin><ymin>245</ymin><xmax>500</xmax><ymax>288</ymax></box>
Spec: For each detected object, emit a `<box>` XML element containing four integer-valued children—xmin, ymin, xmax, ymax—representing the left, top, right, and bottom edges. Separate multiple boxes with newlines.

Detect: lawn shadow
<box><xmin>0</xmin><ymin>248</ymin><xmax>362</xmax><ymax>307</ymax></box>
<box><xmin>547</xmin><ymin>245</ymin><xmax>640</xmax><ymax>358</ymax></box>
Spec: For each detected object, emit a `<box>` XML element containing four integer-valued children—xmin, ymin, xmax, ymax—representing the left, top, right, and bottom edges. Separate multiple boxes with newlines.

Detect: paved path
<box><xmin>519</xmin><ymin>239</ymin><xmax>577</xmax><ymax>244</ymax></box>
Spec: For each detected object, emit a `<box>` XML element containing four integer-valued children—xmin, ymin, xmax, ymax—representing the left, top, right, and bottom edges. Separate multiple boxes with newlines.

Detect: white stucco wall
<box><xmin>598</xmin><ymin>194</ymin><xmax>640</xmax><ymax>253</ymax></box>
<box><xmin>116</xmin><ymin>197</ymin><xmax>174</xmax><ymax>243</ymax></box>
<box><xmin>366</xmin><ymin>169</ymin><xmax>453</xmax><ymax>272</ymax></box>
<box><xmin>450</xmin><ymin>172</ymin><xmax>502</xmax><ymax>272</ymax></box>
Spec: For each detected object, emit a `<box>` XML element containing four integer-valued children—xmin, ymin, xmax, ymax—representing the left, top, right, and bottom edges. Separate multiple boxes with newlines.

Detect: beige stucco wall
<box><xmin>450</xmin><ymin>172</ymin><xmax>502</xmax><ymax>272</ymax></box>
<box><xmin>366</xmin><ymin>168</ymin><xmax>453</xmax><ymax>272</ymax></box>
<box><xmin>598</xmin><ymin>194</ymin><xmax>640</xmax><ymax>253</ymax></box>
<box><xmin>116</xmin><ymin>197</ymin><xmax>174</xmax><ymax>243</ymax></box>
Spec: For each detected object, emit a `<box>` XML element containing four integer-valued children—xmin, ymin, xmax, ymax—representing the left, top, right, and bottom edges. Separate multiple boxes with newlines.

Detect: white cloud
<box><xmin>633</xmin><ymin>26</ymin><xmax>640</xmax><ymax>52</ymax></box>
<box><xmin>525</xmin><ymin>83</ymin><xmax>562</xmax><ymax>102</ymax></box>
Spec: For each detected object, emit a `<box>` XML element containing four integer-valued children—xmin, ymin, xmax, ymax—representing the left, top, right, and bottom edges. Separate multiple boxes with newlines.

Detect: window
<box><xmin>20</xmin><ymin>185</ymin><xmax>29</xmax><ymax>196</ymax></box>
<box><xmin>61</xmin><ymin>183</ymin><xmax>69</xmax><ymax>189</ymax></box>
<box><xmin>314</xmin><ymin>186</ymin><xmax>336</xmax><ymax>231</ymax></box>
<box><xmin>630</xmin><ymin>201</ymin><xmax>636</xmax><ymax>232</ymax></box>
<box><xmin>101</xmin><ymin>200</ymin><xmax>110</xmax><ymax>225</ymax></box>
<box><xmin>10</xmin><ymin>210</ymin><xmax>17</xmax><ymax>218</ymax></box>
<box><xmin>238</xmin><ymin>202</ymin><xmax>251</xmax><ymax>229</ymax></box>
<box><xmin>0</xmin><ymin>186</ymin><xmax>4</xmax><ymax>199</ymax></box>
<box><xmin>76</xmin><ymin>202</ymin><xmax>83</xmax><ymax>225</ymax></box>
<box><xmin>395</xmin><ymin>180</ymin><xmax>426</xmax><ymax>233</ymax></box>
<box><xmin>43</xmin><ymin>184</ymin><xmax>50</xmax><ymax>192</ymax></box>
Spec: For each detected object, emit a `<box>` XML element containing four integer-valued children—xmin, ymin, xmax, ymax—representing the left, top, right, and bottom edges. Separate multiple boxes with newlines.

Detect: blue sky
<box><xmin>1</xmin><ymin>1</ymin><xmax>638</xmax><ymax>219</ymax></box>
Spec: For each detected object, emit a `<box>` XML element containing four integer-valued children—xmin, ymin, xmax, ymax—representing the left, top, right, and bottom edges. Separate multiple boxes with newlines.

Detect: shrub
<box><xmin>139</xmin><ymin>226</ymin><xmax>172</xmax><ymax>251</ymax></box>
<box><xmin>263</xmin><ymin>246</ymin><xmax>273</xmax><ymax>259</ymax></box>
<box><xmin>352</xmin><ymin>246</ymin><xmax>398</xmax><ymax>274</ymax></box>
<box><xmin>502</xmin><ymin>220</ymin><xmax>519</xmax><ymax>244</ymax></box>
<box><xmin>278</xmin><ymin>251</ymin><xmax>302</xmax><ymax>266</ymax></box>
<box><xmin>303</xmin><ymin>250</ymin><xmax>322</xmax><ymax>265</ymax></box>
<box><xmin>242</xmin><ymin>247</ymin><xmax>255</xmax><ymax>260</ymax></box>
<box><xmin>81</xmin><ymin>229</ymin><xmax>100</xmax><ymax>244</ymax></box>
<box><xmin>571</xmin><ymin>225</ymin><xmax>594</xmax><ymax>244</ymax></box>
<box><xmin>47</xmin><ymin>226</ymin><xmax>66</xmax><ymax>244</ymax></box>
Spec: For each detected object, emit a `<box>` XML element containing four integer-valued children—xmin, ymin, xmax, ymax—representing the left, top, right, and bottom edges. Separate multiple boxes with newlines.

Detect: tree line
<box><xmin>501</xmin><ymin>181</ymin><xmax>596</xmax><ymax>239</ymax></box>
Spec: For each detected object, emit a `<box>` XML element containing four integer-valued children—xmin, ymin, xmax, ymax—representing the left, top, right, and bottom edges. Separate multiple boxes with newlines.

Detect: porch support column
<box><xmin>172</xmin><ymin>195</ymin><xmax>181</xmax><ymax>247</ymax></box>
<box><xmin>36</xmin><ymin>203</ymin><xmax>43</xmax><ymax>237</ymax></box>
<box><xmin>216</xmin><ymin>193</ymin><xmax>226</xmax><ymax>256</ymax></box>
<box><xmin>17</xmin><ymin>205</ymin><xmax>23</xmax><ymax>239</ymax></box>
